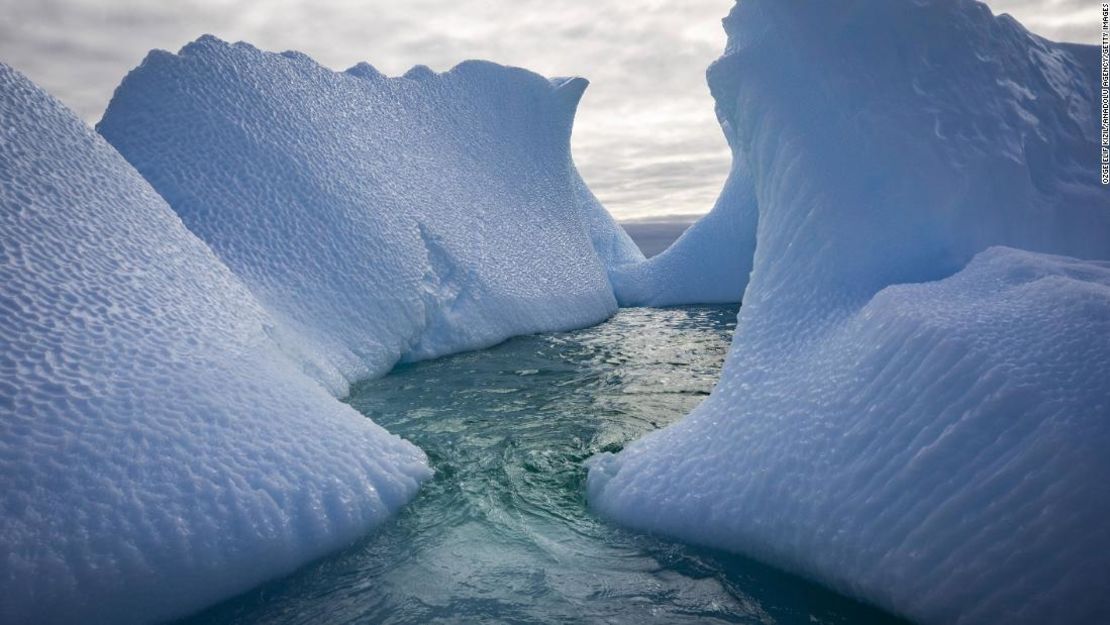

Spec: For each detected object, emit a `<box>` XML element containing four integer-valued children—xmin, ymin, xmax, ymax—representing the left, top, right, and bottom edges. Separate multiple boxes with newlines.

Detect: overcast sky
<box><xmin>0</xmin><ymin>0</ymin><xmax>1098</xmax><ymax>220</ymax></box>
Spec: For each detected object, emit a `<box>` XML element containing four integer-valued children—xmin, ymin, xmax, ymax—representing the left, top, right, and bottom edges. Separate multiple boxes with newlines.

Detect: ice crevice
<box><xmin>404</xmin><ymin>223</ymin><xmax>473</xmax><ymax>363</ymax></box>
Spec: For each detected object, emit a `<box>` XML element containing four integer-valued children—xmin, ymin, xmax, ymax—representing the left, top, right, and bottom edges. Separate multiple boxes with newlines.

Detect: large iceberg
<box><xmin>0</xmin><ymin>64</ymin><xmax>429</xmax><ymax>625</ymax></box>
<box><xmin>98</xmin><ymin>37</ymin><xmax>643</xmax><ymax>396</ymax></box>
<box><xmin>589</xmin><ymin>1</ymin><xmax>1110</xmax><ymax>623</ymax></box>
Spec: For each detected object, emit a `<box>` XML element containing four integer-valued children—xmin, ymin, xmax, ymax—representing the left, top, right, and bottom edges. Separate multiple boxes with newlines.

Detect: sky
<box><xmin>0</xmin><ymin>0</ymin><xmax>1099</xmax><ymax>221</ymax></box>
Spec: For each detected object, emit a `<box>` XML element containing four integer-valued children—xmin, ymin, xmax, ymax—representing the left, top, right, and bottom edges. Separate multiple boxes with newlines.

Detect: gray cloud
<box><xmin>991</xmin><ymin>0</ymin><xmax>1101</xmax><ymax>43</ymax></box>
<box><xmin>0</xmin><ymin>0</ymin><xmax>1094</xmax><ymax>219</ymax></box>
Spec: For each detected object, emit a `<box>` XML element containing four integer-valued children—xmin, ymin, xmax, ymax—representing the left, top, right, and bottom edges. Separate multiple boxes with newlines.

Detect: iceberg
<box><xmin>589</xmin><ymin>1</ymin><xmax>1110</xmax><ymax>623</ymax></box>
<box><xmin>97</xmin><ymin>37</ymin><xmax>643</xmax><ymax>396</ymax></box>
<box><xmin>0</xmin><ymin>64</ymin><xmax>429</xmax><ymax>625</ymax></box>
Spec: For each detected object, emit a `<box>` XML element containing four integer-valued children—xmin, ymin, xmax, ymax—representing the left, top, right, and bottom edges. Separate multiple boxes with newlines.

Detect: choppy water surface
<box><xmin>180</xmin><ymin>306</ymin><xmax>905</xmax><ymax>625</ymax></box>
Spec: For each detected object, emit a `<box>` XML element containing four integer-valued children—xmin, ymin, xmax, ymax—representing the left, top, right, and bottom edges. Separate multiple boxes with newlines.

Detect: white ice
<box><xmin>97</xmin><ymin>37</ymin><xmax>643</xmax><ymax>396</ymax></box>
<box><xmin>0</xmin><ymin>64</ymin><xmax>429</xmax><ymax>625</ymax></box>
<box><xmin>5</xmin><ymin>0</ymin><xmax>1110</xmax><ymax>622</ymax></box>
<box><xmin>589</xmin><ymin>1</ymin><xmax>1110</xmax><ymax>623</ymax></box>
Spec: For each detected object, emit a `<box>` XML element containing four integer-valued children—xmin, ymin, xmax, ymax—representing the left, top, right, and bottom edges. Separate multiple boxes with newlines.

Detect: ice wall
<box><xmin>589</xmin><ymin>1</ymin><xmax>1110</xmax><ymax>623</ymax></box>
<box><xmin>0</xmin><ymin>64</ymin><xmax>429</xmax><ymax>625</ymax></box>
<box><xmin>98</xmin><ymin>38</ymin><xmax>642</xmax><ymax>395</ymax></box>
<box><xmin>616</xmin><ymin>0</ymin><xmax>1107</xmax><ymax>308</ymax></box>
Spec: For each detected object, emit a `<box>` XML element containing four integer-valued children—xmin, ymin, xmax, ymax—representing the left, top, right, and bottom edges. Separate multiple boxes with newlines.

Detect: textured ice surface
<box><xmin>590</xmin><ymin>1</ymin><xmax>1110</xmax><ymax>623</ymax></box>
<box><xmin>98</xmin><ymin>38</ymin><xmax>642</xmax><ymax>395</ymax></box>
<box><xmin>0</xmin><ymin>64</ymin><xmax>429</xmax><ymax>625</ymax></box>
<box><xmin>615</xmin><ymin>0</ymin><xmax>1107</xmax><ymax>308</ymax></box>
<box><xmin>592</xmin><ymin>248</ymin><xmax>1110</xmax><ymax>624</ymax></box>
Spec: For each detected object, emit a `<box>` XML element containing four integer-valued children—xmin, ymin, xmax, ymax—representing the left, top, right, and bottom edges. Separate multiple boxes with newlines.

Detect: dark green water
<box><xmin>178</xmin><ymin>306</ymin><xmax>906</xmax><ymax>625</ymax></box>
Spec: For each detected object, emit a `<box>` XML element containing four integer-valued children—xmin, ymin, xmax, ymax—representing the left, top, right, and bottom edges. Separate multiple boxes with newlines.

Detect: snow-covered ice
<box><xmin>0</xmin><ymin>64</ymin><xmax>429</xmax><ymax>625</ymax></box>
<box><xmin>98</xmin><ymin>37</ymin><xmax>642</xmax><ymax>396</ymax></box>
<box><xmin>589</xmin><ymin>1</ymin><xmax>1110</xmax><ymax>623</ymax></box>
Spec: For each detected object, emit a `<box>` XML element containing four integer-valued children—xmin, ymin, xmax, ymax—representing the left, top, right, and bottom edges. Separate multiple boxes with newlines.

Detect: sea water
<box><xmin>177</xmin><ymin>306</ymin><xmax>904</xmax><ymax>625</ymax></box>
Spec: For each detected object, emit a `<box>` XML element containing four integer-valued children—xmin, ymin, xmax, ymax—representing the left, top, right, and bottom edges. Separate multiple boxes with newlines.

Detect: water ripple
<box><xmin>176</xmin><ymin>306</ymin><xmax>906</xmax><ymax>625</ymax></box>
